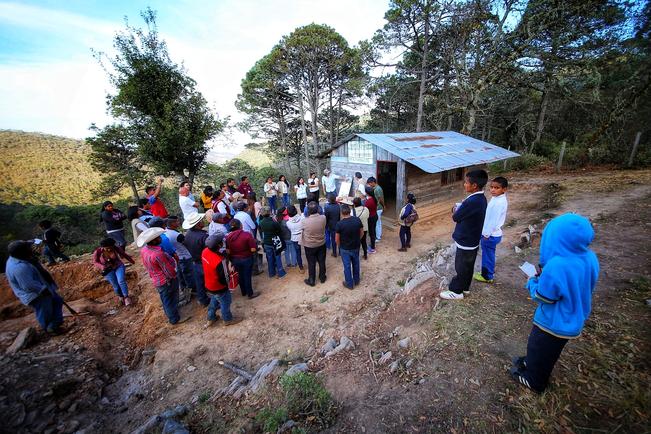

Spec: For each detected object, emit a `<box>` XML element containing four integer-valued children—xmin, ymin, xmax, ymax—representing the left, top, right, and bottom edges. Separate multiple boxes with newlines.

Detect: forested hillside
<box><xmin>0</xmin><ymin>130</ymin><xmax>104</xmax><ymax>206</ymax></box>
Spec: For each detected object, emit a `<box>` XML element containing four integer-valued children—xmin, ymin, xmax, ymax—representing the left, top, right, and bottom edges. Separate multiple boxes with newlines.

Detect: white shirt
<box><xmin>164</xmin><ymin>229</ymin><xmax>192</xmax><ymax>259</ymax></box>
<box><xmin>208</xmin><ymin>222</ymin><xmax>229</xmax><ymax>238</ymax></box>
<box><xmin>264</xmin><ymin>182</ymin><xmax>277</xmax><ymax>198</ymax></box>
<box><xmin>216</xmin><ymin>199</ymin><xmax>228</xmax><ymax>215</ymax></box>
<box><xmin>178</xmin><ymin>195</ymin><xmax>196</xmax><ymax>218</ymax></box>
<box><xmin>322</xmin><ymin>174</ymin><xmax>337</xmax><ymax>192</ymax></box>
<box><xmin>277</xmin><ymin>181</ymin><xmax>289</xmax><ymax>194</ymax></box>
<box><xmin>295</xmin><ymin>184</ymin><xmax>307</xmax><ymax>199</ymax></box>
<box><xmin>481</xmin><ymin>194</ymin><xmax>508</xmax><ymax>238</ymax></box>
<box><xmin>455</xmin><ymin>191</ymin><xmax>486</xmax><ymax>250</ymax></box>
<box><xmin>286</xmin><ymin>215</ymin><xmax>304</xmax><ymax>243</ymax></box>
<box><xmin>308</xmin><ymin>177</ymin><xmax>319</xmax><ymax>192</ymax></box>
<box><xmin>234</xmin><ymin>211</ymin><xmax>256</xmax><ymax>235</ymax></box>
<box><xmin>356</xmin><ymin>180</ymin><xmax>366</xmax><ymax>197</ymax></box>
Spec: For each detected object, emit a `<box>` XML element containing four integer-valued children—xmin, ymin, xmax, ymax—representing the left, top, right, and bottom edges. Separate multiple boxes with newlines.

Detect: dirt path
<box><xmin>1</xmin><ymin>168</ymin><xmax>649</xmax><ymax>433</ymax></box>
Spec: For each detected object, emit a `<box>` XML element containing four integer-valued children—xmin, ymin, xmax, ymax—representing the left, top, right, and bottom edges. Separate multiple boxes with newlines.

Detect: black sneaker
<box><xmin>304</xmin><ymin>279</ymin><xmax>315</xmax><ymax>287</ymax></box>
<box><xmin>511</xmin><ymin>356</ymin><xmax>527</xmax><ymax>371</ymax></box>
<box><xmin>509</xmin><ymin>366</ymin><xmax>541</xmax><ymax>393</ymax></box>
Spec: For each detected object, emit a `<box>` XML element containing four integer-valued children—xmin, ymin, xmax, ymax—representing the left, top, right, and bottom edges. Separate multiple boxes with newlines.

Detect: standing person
<box><xmin>324</xmin><ymin>194</ymin><xmax>340</xmax><ymax>257</ymax></box>
<box><xmin>220</xmin><ymin>182</ymin><xmax>232</xmax><ymax>202</ymax></box>
<box><xmin>302</xmin><ymin>193</ymin><xmax>324</xmax><ymax>218</ymax></box>
<box><xmin>208</xmin><ymin>213</ymin><xmax>230</xmax><ymax>238</ymax></box>
<box><xmin>181</xmin><ymin>213</ymin><xmax>211</xmax><ymax>307</ymax></box>
<box><xmin>237</xmin><ymin>176</ymin><xmax>254</xmax><ymax>198</ymax></box>
<box><xmin>354</xmin><ymin>172</ymin><xmax>367</xmax><ymax>199</ymax></box>
<box><xmin>277</xmin><ymin>175</ymin><xmax>290</xmax><ymax>208</ymax></box>
<box><xmin>277</xmin><ymin>207</ymin><xmax>293</xmax><ymax>267</ymax></box>
<box><xmin>307</xmin><ymin>172</ymin><xmax>320</xmax><ymax>202</ymax></box>
<box><xmin>367</xmin><ymin>177</ymin><xmax>385</xmax><ymax>242</ymax></box>
<box><xmin>439</xmin><ymin>169</ymin><xmax>488</xmax><ymax>300</ymax></box>
<box><xmin>258</xmin><ymin>206</ymin><xmax>286</xmax><ymax>279</ymax></box>
<box><xmin>302</xmin><ymin>201</ymin><xmax>327</xmax><ymax>286</ymax></box>
<box><xmin>5</xmin><ymin>240</ymin><xmax>64</xmax><ymax>334</ymax></box>
<box><xmin>321</xmin><ymin>168</ymin><xmax>339</xmax><ymax>198</ymax></box>
<box><xmin>234</xmin><ymin>201</ymin><xmax>257</xmax><ymax>236</ymax></box>
<box><xmin>92</xmin><ymin>238</ymin><xmax>135</xmax><ymax>306</ymax></box>
<box><xmin>165</xmin><ymin>216</ymin><xmax>195</xmax><ymax>300</ymax></box>
<box><xmin>38</xmin><ymin>220</ymin><xmax>70</xmax><ymax>265</ymax></box>
<box><xmin>264</xmin><ymin>176</ymin><xmax>278</xmax><ymax>214</ymax></box>
<box><xmin>364</xmin><ymin>186</ymin><xmax>378</xmax><ymax>254</ymax></box>
<box><xmin>285</xmin><ymin>205</ymin><xmax>304</xmax><ymax>273</ymax></box>
<box><xmin>474</xmin><ymin>177</ymin><xmax>509</xmax><ymax>283</ymax></box>
<box><xmin>398</xmin><ymin>193</ymin><xmax>418</xmax><ymax>252</ymax></box>
<box><xmin>149</xmin><ymin>217</ymin><xmax>176</xmax><ymax>258</ymax></box>
<box><xmin>178</xmin><ymin>183</ymin><xmax>199</xmax><ymax>219</ymax></box>
<box><xmin>146</xmin><ymin>177</ymin><xmax>169</xmax><ymax>218</ymax></box>
<box><xmin>128</xmin><ymin>206</ymin><xmax>149</xmax><ymax>242</ymax></box>
<box><xmin>294</xmin><ymin>177</ymin><xmax>308</xmax><ymax>213</ymax></box>
<box><xmin>200</xmin><ymin>186</ymin><xmax>214</xmax><ymax>212</ymax></box>
<box><xmin>211</xmin><ymin>189</ymin><xmax>232</xmax><ymax>221</ymax></box>
<box><xmin>202</xmin><ymin>234</ymin><xmax>243</xmax><ymax>328</ymax></box>
<box><xmin>335</xmin><ymin>204</ymin><xmax>364</xmax><ymax>290</ymax></box>
<box><xmin>100</xmin><ymin>201</ymin><xmax>127</xmax><ymax>248</ymax></box>
<box><xmin>137</xmin><ymin>227</ymin><xmax>188</xmax><ymax>325</ymax></box>
<box><xmin>225</xmin><ymin>219</ymin><xmax>259</xmax><ymax>299</ymax></box>
<box><xmin>510</xmin><ymin>213</ymin><xmax>599</xmax><ymax>393</ymax></box>
<box><xmin>226</xmin><ymin>178</ymin><xmax>238</xmax><ymax>195</ymax></box>
<box><xmin>352</xmin><ymin>197</ymin><xmax>370</xmax><ymax>260</ymax></box>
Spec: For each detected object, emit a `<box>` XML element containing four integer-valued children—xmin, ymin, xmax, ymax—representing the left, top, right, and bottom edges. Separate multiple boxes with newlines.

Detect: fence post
<box><xmin>627</xmin><ymin>131</ymin><xmax>642</xmax><ymax>167</ymax></box>
<box><xmin>556</xmin><ymin>141</ymin><xmax>566</xmax><ymax>172</ymax></box>
<box><xmin>503</xmin><ymin>145</ymin><xmax>511</xmax><ymax>170</ymax></box>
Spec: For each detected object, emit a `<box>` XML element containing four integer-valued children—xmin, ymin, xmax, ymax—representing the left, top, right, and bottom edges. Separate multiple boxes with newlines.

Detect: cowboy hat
<box><xmin>182</xmin><ymin>212</ymin><xmax>205</xmax><ymax>230</ymax></box>
<box><xmin>136</xmin><ymin>227</ymin><xmax>166</xmax><ymax>248</ymax></box>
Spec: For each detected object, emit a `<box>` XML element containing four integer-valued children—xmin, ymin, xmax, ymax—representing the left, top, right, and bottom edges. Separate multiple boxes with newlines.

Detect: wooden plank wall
<box><xmin>405</xmin><ymin>163</ymin><xmax>486</xmax><ymax>207</ymax></box>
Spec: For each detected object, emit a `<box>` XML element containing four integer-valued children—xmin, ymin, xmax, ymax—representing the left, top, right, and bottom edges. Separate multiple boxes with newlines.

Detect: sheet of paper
<box><xmin>338</xmin><ymin>181</ymin><xmax>352</xmax><ymax>198</ymax></box>
<box><xmin>519</xmin><ymin>262</ymin><xmax>537</xmax><ymax>278</ymax></box>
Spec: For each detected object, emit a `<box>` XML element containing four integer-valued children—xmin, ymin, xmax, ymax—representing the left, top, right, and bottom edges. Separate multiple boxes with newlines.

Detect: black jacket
<box><xmin>452</xmin><ymin>192</ymin><xmax>487</xmax><ymax>248</ymax></box>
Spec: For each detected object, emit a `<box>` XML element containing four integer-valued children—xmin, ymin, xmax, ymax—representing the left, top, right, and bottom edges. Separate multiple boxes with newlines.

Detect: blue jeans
<box><xmin>268</xmin><ymin>196</ymin><xmax>277</xmax><ymax>214</ymax></box>
<box><xmin>104</xmin><ymin>264</ymin><xmax>129</xmax><ymax>297</ymax></box>
<box><xmin>177</xmin><ymin>257</ymin><xmax>195</xmax><ymax>290</ymax></box>
<box><xmin>282</xmin><ymin>193</ymin><xmax>290</xmax><ymax>208</ymax></box>
<box><xmin>285</xmin><ymin>240</ymin><xmax>302</xmax><ymax>267</ymax></box>
<box><xmin>30</xmin><ymin>290</ymin><xmax>64</xmax><ymax>332</ymax></box>
<box><xmin>325</xmin><ymin>228</ymin><xmax>337</xmax><ymax>255</ymax></box>
<box><xmin>192</xmin><ymin>261</ymin><xmax>210</xmax><ymax>305</ymax></box>
<box><xmin>480</xmin><ymin>236</ymin><xmax>502</xmax><ymax>280</ymax></box>
<box><xmin>156</xmin><ymin>278</ymin><xmax>180</xmax><ymax>324</ymax></box>
<box><xmin>263</xmin><ymin>244</ymin><xmax>286</xmax><ymax>278</ymax></box>
<box><xmin>376</xmin><ymin>209</ymin><xmax>383</xmax><ymax>240</ymax></box>
<box><xmin>340</xmin><ymin>248</ymin><xmax>360</xmax><ymax>288</ymax></box>
<box><xmin>231</xmin><ymin>256</ymin><xmax>254</xmax><ymax>297</ymax></box>
<box><xmin>43</xmin><ymin>245</ymin><xmax>69</xmax><ymax>264</ymax></box>
<box><xmin>208</xmin><ymin>290</ymin><xmax>233</xmax><ymax>322</ymax></box>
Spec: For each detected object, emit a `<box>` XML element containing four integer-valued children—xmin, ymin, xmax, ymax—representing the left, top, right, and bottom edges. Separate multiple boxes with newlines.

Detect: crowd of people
<box><xmin>4</xmin><ymin>166</ymin><xmax>599</xmax><ymax>395</ymax></box>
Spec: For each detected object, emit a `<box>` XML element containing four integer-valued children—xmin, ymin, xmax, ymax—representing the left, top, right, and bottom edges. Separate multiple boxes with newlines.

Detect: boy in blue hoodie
<box><xmin>439</xmin><ymin>169</ymin><xmax>488</xmax><ymax>300</ymax></box>
<box><xmin>510</xmin><ymin>213</ymin><xmax>599</xmax><ymax>393</ymax></box>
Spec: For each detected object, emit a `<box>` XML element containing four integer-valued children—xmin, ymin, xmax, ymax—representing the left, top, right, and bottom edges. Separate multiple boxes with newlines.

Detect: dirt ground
<box><xmin>0</xmin><ymin>167</ymin><xmax>649</xmax><ymax>433</ymax></box>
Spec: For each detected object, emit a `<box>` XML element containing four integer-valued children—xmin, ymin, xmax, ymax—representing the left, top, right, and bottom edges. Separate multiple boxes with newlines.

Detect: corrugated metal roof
<box><xmin>355</xmin><ymin>131</ymin><xmax>519</xmax><ymax>174</ymax></box>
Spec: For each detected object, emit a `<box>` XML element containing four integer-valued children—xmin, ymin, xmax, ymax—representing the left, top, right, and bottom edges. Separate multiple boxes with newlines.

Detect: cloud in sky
<box><xmin>0</xmin><ymin>0</ymin><xmax>388</xmax><ymax>161</ymax></box>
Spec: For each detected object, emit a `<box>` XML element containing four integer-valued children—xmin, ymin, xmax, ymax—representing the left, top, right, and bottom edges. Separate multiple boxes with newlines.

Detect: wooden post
<box><xmin>556</xmin><ymin>141</ymin><xmax>566</xmax><ymax>172</ymax></box>
<box><xmin>627</xmin><ymin>131</ymin><xmax>642</xmax><ymax>167</ymax></box>
<box><xmin>503</xmin><ymin>145</ymin><xmax>511</xmax><ymax>170</ymax></box>
<box><xmin>396</xmin><ymin>159</ymin><xmax>407</xmax><ymax>218</ymax></box>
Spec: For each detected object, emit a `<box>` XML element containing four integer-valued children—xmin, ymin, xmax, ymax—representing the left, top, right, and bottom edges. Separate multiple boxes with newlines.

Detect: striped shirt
<box><xmin>140</xmin><ymin>245</ymin><xmax>177</xmax><ymax>287</ymax></box>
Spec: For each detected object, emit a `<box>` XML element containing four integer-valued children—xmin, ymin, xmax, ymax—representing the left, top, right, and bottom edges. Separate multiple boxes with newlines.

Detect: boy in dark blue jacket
<box><xmin>510</xmin><ymin>213</ymin><xmax>599</xmax><ymax>393</ymax></box>
<box><xmin>439</xmin><ymin>169</ymin><xmax>488</xmax><ymax>300</ymax></box>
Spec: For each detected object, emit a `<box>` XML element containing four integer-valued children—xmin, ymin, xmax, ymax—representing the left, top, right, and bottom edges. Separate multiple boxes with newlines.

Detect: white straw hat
<box><xmin>136</xmin><ymin>227</ymin><xmax>166</xmax><ymax>248</ymax></box>
<box><xmin>182</xmin><ymin>212</ymin><xmax>205</xmax><ymax>230</ymax></box>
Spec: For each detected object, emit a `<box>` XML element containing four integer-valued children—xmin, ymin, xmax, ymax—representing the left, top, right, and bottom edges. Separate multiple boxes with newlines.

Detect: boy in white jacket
<box><xmin>474</xmin><ymin>177</ymin><xmax>508</xmax><ymax>283</ymax></box>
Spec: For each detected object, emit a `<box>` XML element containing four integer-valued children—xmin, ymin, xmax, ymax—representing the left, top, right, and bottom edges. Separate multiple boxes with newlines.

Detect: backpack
<box><xmin>404</xmin><ymin>206</ymin><xmax>419</xmax><ymax>225</ymax></box>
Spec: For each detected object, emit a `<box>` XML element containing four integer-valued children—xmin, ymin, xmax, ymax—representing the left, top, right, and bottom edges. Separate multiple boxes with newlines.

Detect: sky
<box><xmin>0</xmin><ymin>0</ymin><xmax>389</xmax><ymax>161</ymax></box>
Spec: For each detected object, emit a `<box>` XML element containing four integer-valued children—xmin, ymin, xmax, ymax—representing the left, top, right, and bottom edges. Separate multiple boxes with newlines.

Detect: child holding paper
<box><xmin>474</xmin><ymin>176</ymin><xmax>509</xmax><ymax>283</ymax></box>
<box><xmin>439</xmin><ymin>169</ymin><xmax>488</xmax><ymax>300</ymax></box>
<box><xmin>510</xmin><ymin>213</ymin><xmax>599</xmax><ymax>393</ymax></box>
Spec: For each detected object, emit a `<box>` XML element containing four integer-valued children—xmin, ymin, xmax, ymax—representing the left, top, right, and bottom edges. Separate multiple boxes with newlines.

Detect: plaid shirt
<box><xmin>140</xmin><ymin>245</ymin><xmax>176</xmax><ymax>287</ymax></box>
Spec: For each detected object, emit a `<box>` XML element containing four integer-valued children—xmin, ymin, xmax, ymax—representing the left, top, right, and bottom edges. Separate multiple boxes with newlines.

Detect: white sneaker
<box><xmin>439</xmin><ymin>290</ymin><xmax>464</xmax><ymax>300</ymax></box>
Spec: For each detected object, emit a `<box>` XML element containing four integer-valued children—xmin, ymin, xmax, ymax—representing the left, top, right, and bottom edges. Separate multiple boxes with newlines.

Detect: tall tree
<box><xmin>94</xmin><ymin>8</ymin><xmax>223</xmax><ymax>183</ymax></box>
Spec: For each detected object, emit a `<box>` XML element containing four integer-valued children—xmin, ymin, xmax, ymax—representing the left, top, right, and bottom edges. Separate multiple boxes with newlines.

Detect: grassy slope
<box><xmin>235</xmin><ymin>148</ymin><xmax>271</xmax><ymax>168</ymax></box>
<box><xmin>0</xmin><ymin>130</ymin><xmax>103</xmax><ymax>206</ymax></box>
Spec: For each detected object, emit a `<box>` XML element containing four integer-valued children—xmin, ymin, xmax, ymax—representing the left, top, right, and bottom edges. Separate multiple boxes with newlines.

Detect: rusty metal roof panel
<box><xmin>356</xmin><ymin>131</ymin><xmax>519</xmax><ymax>174</ymax></box>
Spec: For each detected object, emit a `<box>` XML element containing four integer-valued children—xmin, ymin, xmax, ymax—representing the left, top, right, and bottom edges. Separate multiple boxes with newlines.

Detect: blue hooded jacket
<box><xmin>526</xmin><ymin>213</ymin><xmax>599</xmax><ymax>339</ymax></box>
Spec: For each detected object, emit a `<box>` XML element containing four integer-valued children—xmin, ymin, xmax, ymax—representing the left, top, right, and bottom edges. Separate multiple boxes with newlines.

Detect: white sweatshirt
<box><xmin>481</xmin><ymin>194</ymin><xmax>508</xmax><ymax>238</ymax></box>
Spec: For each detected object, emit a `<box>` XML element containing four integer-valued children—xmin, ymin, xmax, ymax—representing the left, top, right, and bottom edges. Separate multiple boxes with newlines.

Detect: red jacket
<box><xmin>237</xmin><ymin>183</ymin><xmax>253</xmax><ymax>198</ymax></box>
<box><xmin>201</xmin><ymin>248</ymin><xmax>227</xmax><ymax>292</ymax></box>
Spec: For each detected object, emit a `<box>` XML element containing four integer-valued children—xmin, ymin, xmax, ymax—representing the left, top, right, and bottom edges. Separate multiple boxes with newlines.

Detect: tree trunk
<box><xmin>297</xmin><ymin>93</ymin><xmax>310</xmax><ymax>177</ymax></box>
<box><xmin>530</xmin><ymin>88</ymin><xmax>550</xmax><ymax>153</ymax></box>
<box><xmin>129</xmin><ymin>177</ymin><xmax>139</xmax><ymax>203</ymax></box>
<box><xmin>416</xmin><ymin>8</ymin><xmax>430</xmax><ymax>133</ymax></box>
<box><xmin>462</xmin><ymin>104</ymin><xmax>477</xmax><ymax>135</ymax></box>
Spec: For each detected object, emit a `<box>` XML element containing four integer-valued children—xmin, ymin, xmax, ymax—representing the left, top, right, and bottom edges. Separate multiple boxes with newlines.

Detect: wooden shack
<box><xmin>326</xmin><ymin>131</ymin><xmax>519</xmax><ymax>219</ymax></box>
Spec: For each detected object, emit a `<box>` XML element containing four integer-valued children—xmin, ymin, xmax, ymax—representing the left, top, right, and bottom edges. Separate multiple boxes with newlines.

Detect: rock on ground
<box><xmin>285</xmin><ymin>363</ymin><xmax>308</xmax><ymax>377</ymax></box>
<box><xmin>6</xmin><ymin>327</ymin><xmax>35</xmax><ymax>355</ymax></box>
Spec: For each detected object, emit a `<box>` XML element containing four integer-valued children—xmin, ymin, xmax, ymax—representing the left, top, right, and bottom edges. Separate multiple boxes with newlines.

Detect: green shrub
<box><xmin>505</xmin><ymin>153</ymin><xmax>550</xmax><ymax>172</ymax></box>
<box><xmin>256</xmin><ymin>407</ymin><xmax>289</xmax><ymax>432</ymax></box>
<box><xmin>280</xmin><ymin>372</ymin><xmax>336</xmax><ymax>429</ymax></box>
